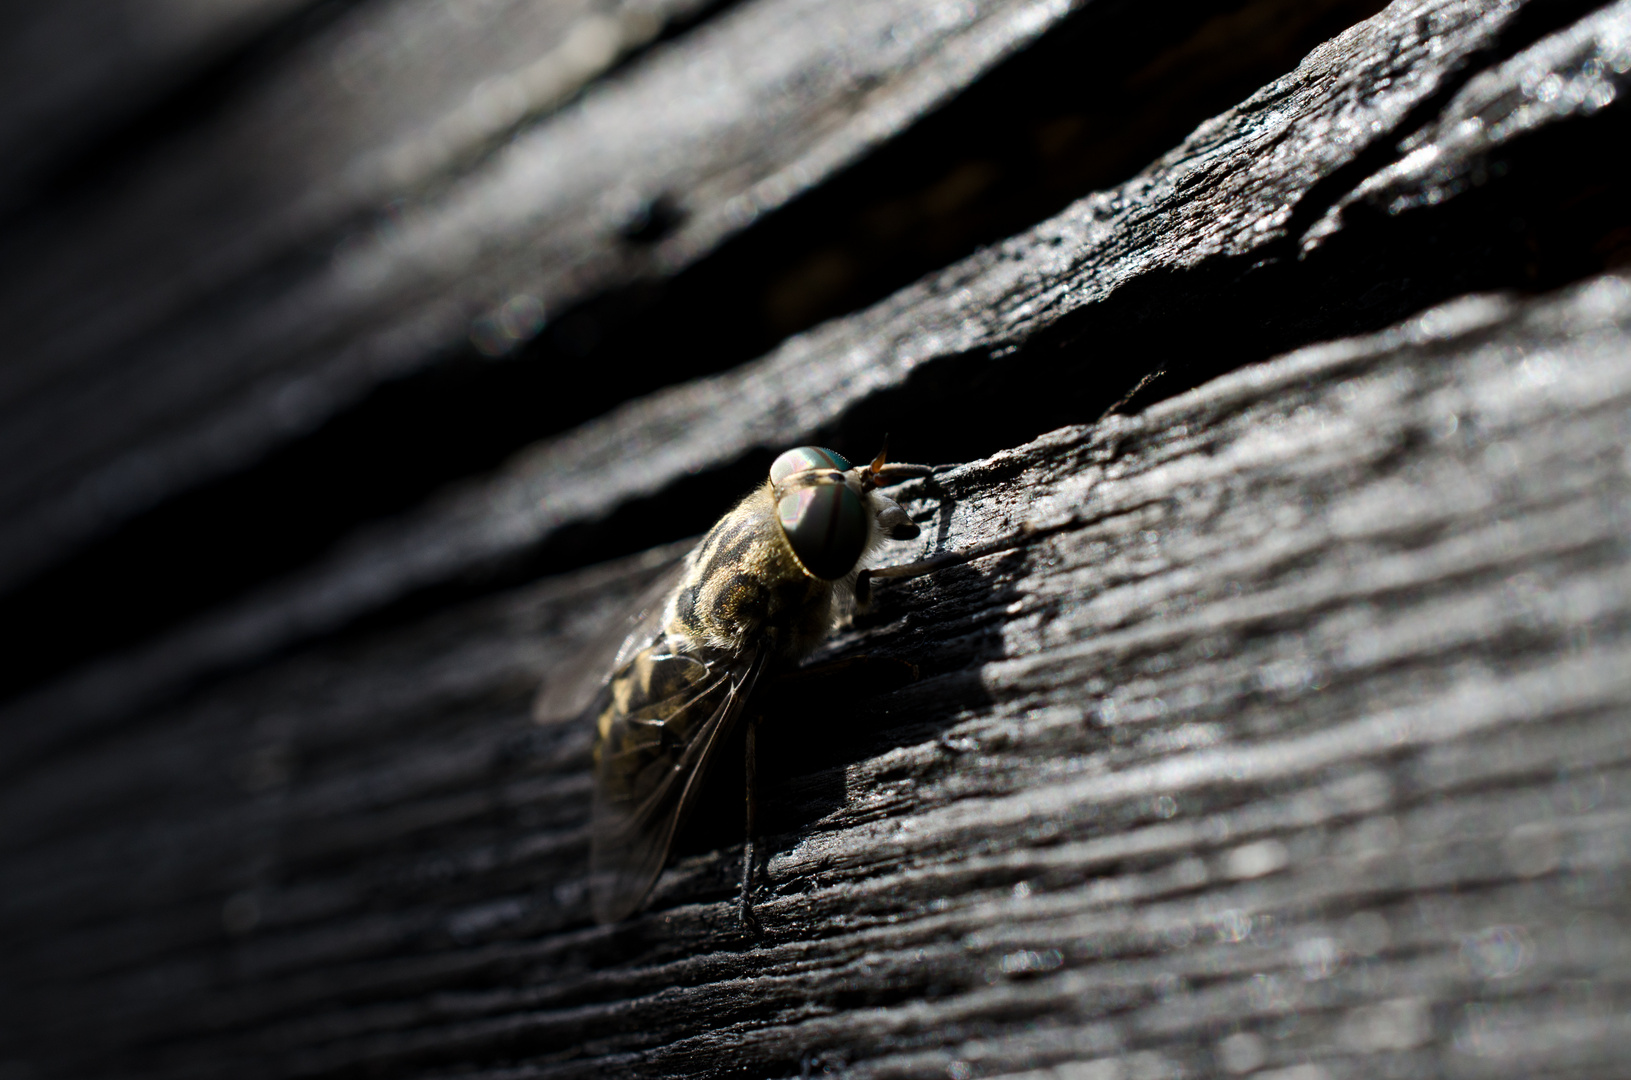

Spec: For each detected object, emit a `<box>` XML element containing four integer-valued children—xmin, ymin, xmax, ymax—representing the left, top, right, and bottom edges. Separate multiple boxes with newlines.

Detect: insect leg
<box><xmin>856</xmin><ymin>519</ymin><xmax>1082</xmax><ymax>606</ymax></box>
<box><xmin>739</xmin><ymin>714</ymin><xmax>760</xmax><ymax>933</ymax></box>
<box><xmin>855</xmin><ymin>551</ymin><xmax>964</xmax><ymax>607</ymax></box>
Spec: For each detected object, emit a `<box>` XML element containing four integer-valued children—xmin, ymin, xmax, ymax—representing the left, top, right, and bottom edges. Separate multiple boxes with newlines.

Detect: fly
<box><xmin>538</xmin><ymin>444</ymin><xmax>932</xmax><ymax>925</ymax></box>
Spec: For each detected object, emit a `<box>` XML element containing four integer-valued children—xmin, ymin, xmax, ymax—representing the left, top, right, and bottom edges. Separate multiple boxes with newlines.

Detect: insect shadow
<box><xmin>661</xmin><ymin>524</ymin><xmax>1029</xmax><ymax>907</ymax></box>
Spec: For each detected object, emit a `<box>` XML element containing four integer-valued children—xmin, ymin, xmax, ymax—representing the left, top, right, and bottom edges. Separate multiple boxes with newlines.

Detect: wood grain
<box><xmin>10</xmin><ymin>0</ymin><xmax>1628</xmax><ymax>767</ymax></box>
<box><xmin>5</xmin><ymin>2</ymin><xmax>1631</xmax><ymax>1076</ymax></box>
<box><xmin>5</xmin><ymin>274</ymin><xmax>1629</xmax><ymax>1076</ymax></box>
<box><xmin>0</xmin><ymin>0</ymin><xmax>1084</xmax><ymax>591</ymax></box>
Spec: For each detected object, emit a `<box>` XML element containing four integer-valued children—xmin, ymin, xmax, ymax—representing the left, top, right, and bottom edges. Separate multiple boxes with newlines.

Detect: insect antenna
<box><xmin>869</xmin><ymin>436</ymin><xmax>890</xmax><ymax>475</ymax></box>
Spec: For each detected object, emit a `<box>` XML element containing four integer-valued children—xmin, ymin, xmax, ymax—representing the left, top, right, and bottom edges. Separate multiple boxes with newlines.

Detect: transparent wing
<box><xmin>589</xmin><ymin>642</ymin><xmax>770</xmax><ymax>923</ymax></box>
<box><xmin>533</xmin><ymin>555</ymin><xmax>691</xmax><ymax>725</ymax></box>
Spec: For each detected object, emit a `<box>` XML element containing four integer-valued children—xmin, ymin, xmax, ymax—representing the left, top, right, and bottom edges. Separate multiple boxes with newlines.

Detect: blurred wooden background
<box><xmin>2</xmin><ymin>0</ymin><xmax>1629</xmax><ymax>1075</ymax></box>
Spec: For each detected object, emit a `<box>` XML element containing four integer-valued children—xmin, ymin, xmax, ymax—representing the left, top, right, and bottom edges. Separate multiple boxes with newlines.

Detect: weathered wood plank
<box><xmin>4</xmin><ymin>272</ymin><xmax>1629</xmax><ymax>1077</ymax></box>
<box><xmin>0</xmin><ymin>0</ymin><xmax>307</xmax><ymax>210</ymax></box>
<box><xmin>0</xmin><ymin>0</ymin><xmax>1095</xmax><ymax>593</ymax></box>
<box><xmin>10</xmin><ymin>0</ymin><xmax>1627</xmax><ymax>769</ymax></box>
<box><xmin>0</xmin><ymin>0</ymin><xmax>1405</xmax><ymax>711</ymax></box>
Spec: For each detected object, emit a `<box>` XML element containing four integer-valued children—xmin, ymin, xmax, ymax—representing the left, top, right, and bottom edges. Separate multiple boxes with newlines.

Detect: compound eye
<box><xmin>769</xmin><ymin>446</ymin><xmax>851</xmax><ymax>485</ymax></box>
<box><xmin>777</xmin><ymin>481</ymin><xmax>867</xmax><ymax>580</ymax></box>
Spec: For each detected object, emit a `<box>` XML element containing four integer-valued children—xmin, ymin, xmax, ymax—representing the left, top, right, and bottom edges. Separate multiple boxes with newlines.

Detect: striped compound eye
<box><xmin>769</xmin><ymin>446</ymin><xmax>851</xmax><ymax>485</ymax></box>
<box><xmin>776</xmin><ymin>477</ymin><xmax>868</xmax><ymax>580</ymax></box>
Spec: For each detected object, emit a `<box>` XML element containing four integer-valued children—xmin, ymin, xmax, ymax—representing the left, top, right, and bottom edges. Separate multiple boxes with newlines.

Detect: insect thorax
<box><xmin>666</xmin><ymin>486</ymin><xmax>835</xmax><ymax>659</ymax></box>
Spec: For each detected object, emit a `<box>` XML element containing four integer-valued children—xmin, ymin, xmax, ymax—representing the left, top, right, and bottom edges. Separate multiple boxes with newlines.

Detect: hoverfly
<box><xmin>538</xmin><ymin>445</ymin><xmax>931</xmax><ymax>924</ymax></box>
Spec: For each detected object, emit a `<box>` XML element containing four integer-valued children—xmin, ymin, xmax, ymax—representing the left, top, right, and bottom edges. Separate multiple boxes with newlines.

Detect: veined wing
<box><xmin>589</xmin><ymin>641</ymin><xmax>770</xmax><ymax>923</ymax></box>
<box><xmin>533</xmin><ymin>554</ymin><xmax>691</xmax><ymax>725</ymax></box>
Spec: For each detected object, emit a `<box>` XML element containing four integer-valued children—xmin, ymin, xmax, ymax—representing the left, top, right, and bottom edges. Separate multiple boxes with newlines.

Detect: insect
<box><xmin>539</xmin><ymin>444</ymin><xmax>931</xmax><ymax>925</ymax></box>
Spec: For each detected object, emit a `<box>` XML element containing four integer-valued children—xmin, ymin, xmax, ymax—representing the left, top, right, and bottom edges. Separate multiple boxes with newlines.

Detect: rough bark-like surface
<box><xmin>10</xmin><ymin>0</ymin><xmax>1628</xmax><ymax>764</ymax></box>
<box><xmin>0</xmin><ymin>0</ymin><xmax>307</xmax><ymax>210</ymax></box>
<box><xmin>4</xmin><ymin>275</ymin><xmax>1629</xmax><ymax>1078</ymax></box>
<box><xmin>6</xmin><ymin>1</ymin><xmax>1631</xmax><ymax>1077</ymax></box>
<box><xmin>0</xmin><ymin>0</ymin><xmax>1086</xmax><ymax>591</ymax></box>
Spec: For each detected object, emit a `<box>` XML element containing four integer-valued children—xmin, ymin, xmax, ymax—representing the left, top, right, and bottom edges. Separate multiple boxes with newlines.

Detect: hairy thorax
<box><xmin>667</xmin><ymin>486</ymin><xmax>836</xmax><ymax>660</ymax></box>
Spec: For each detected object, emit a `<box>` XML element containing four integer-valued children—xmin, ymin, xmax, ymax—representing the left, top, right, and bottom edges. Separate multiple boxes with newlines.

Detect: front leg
<box><xmin>855</xmin><ymin>551</ymin><xmax>967</xmax><ymax>608</ymax></box>
<box><xmin>856</xmin><ymin>519</ymin><xmax>1079</xmax><ymax>607</ymax></box>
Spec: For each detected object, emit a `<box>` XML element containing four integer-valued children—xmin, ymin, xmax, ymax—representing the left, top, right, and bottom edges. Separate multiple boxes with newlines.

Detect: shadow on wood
<box><xmin>2</xmin><ymin>0</ymin><xmax>1630</xmax><ymax>1076</ymax></box>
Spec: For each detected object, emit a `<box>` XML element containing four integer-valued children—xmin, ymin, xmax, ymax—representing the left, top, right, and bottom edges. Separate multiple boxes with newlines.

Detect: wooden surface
<box><xmin>0</xmin><ymin>0</ymin><xmax>1084</xmax><ymax>591</ymax></box>
<box><xmin>0</xmin><ymin>0</ymin><xmax>309</xmax><ymax>212</ymax></box>
<box><xmin>6</xmin><ymin>274</ymin><xmax>1631</xmax><ymax>1077</ymax></box>
<box><xmin>0</xmin><ymin>0</ymin><xmax>1399</xmax><ymax>709</ymax></box>
<box><xmin>3</xmin><ymin>0</ymin><xmax>1631</xmax><ymax>1076</ymax></box>
<box><xmin>15</xmin><ymin>0</ymin><xmax>1631</xmax><ymax>753</ymax></box>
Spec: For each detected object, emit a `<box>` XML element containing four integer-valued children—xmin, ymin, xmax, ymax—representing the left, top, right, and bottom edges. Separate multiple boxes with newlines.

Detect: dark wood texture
<box><xmin>0</xmin><ymin>0</ymin><xmax>1084</xmax><ymax>591</ymax></box>
<box><xmin>9</xmin><ymin>0</ymin><xmax>1629</xmax><ymax>760</ymax></box>
<box><xmin>0</xmin><ymin>0</ymin><xmax>308</xmax><ymax>212</ymax></box>
<box><xmin>6</xmin><ymin>273</ymin><xmax>1630</xmax><ymax>1078</ymax></box>
<box><xmin>3</xmin><ymin>0</ymin><xmax>1630</xmax><ymax>1076</ymax></box>
<box><xmin>0</xmin><ymin>0</ymin><xmax>1399</xmax><ymax>706</ymax></box>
